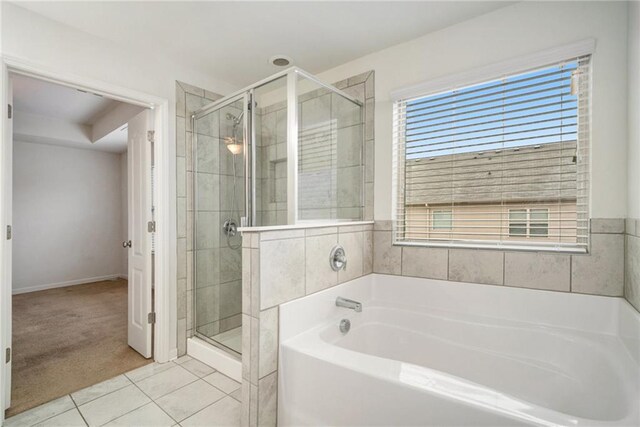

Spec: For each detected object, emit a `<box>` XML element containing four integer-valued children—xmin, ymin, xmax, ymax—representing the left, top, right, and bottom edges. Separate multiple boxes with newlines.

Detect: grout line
<box><xmin>72</xmin><ymin>375</ymin><xmax>134</xmax><ymax>408</ymax></box>
<box><xmin>128</xmin><ymin>377</ymin><xmax>180</xmax><ymax>425</ymax></box>
<box><xmin>91</xmin><ymin>385</ymin><xmax>151</xmax><ymax>427</ymax></box>
<box><xmin>176</xmin><ymin>395</ymin><xmax>232</xmax><ymax>425</ymax></box>
<box><xmin>446</xmin><ymin>249</ymin><xmax>450</xmax><ymax>280</ymax></box>
<box><xmin>569</xmin><ymin>254</ymin><xmax>573</xmax><ymax>292</ymax></box>
<box><xmin>69</xmin><ymin>394</ymin><xmax>89</xmax><ymax>427</ymax></box>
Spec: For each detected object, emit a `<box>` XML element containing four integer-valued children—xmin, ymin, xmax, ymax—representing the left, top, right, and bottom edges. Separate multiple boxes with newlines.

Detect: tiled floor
<box><xmin>4</xmin><ymin>356</ymin><xmax>241</xmax><ymax>427</ymax></box>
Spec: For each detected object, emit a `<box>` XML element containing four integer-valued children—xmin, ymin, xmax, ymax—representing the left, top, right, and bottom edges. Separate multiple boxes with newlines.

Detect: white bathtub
<box><xmin>279</xmin><ymin>274</ymin><xmax>640</xmax><ymax>426</ymax></box>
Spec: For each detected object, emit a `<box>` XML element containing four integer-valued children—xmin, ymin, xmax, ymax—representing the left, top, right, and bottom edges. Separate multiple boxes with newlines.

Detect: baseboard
<box><xmin>12</xmin><ymin>274</ymin><xmax>124</xmax><ymax>295</ymax></box>
<box><xmin>168</xmin><ymin>347</ymin><xmax>178</xmax><ymax>362</ymax></box>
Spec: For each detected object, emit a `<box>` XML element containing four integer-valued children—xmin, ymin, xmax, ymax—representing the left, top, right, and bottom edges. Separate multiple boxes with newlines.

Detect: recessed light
<box><xmin>269</xmin><ymin>55</ymin><xmax>292</xmax><ymax>67</ymax></box>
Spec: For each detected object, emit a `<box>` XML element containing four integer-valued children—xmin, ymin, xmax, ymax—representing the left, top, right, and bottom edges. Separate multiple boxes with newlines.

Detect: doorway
<box><xmin>0</xmin><ymin>64</ymin><xmax>169</xmax><ymax>421</ymax></box>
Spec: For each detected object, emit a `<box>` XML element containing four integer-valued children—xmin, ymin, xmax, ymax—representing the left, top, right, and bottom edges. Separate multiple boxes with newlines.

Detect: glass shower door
<box><xmin>193</xmin><ymin>93</ymin><xmax>249</xmax><ymax>356</ymax></box>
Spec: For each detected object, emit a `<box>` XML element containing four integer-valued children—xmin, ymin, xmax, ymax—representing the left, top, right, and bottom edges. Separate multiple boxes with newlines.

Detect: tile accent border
<box><xmin>625</xmin><ymin>217</ymin><xmax>640</xmax><ymax>312</ymax></box>
<box><xmin>374</xmin><ymin>218</ymin><xmax>626</xmax><ymax>297</ymax></box>
<box><xmin>240</xmin><ymin>222</ymin><xmax>373</xmax><ymax>426</ymax></box>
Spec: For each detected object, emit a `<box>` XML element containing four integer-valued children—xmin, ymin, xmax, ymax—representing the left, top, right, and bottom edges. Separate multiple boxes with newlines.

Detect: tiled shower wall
<box><xmin>176</xmin><ymin>81</ymin><xmax>224</xmax><ymax>356</ymax></box>
<box><xmin>373</xmin><ymin>218</ymin><xmax>626</xmax><ymax>297</ymax></box>
<box><xmin>192</xmin><ymin>100</ymin><xmax>245</xmax><ymax>341</ymax></box>
<box><xmin>336</xmin><ymin>71</ymin><xmax>375</xmax><ymax>221</ymax></box>
<box><xmin>175</xmin><ymin>71</ymin><xmax>375</xmax><ymax>355</ymax></box>
<box><xmin>625</xmin><ymin>218</ymin><xmax>640</xmax><ymax>311</ymax></box>
<box><xmin>254</xmin><ymin>71</ymin><xmax>375</xmax><ymax>225</ymax></box>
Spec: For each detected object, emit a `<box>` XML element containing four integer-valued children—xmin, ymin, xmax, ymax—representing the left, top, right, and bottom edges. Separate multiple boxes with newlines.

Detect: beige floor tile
<box><xmin>103</xmin><ymin>402</ymin><xmax>175</xmax><ymax>427</ymax></box>
<box><xmin>181</xmin><ymin>396</ymin><xmax>240</xmax><ymax>427</ymax></box>
<box><xmin>229</xmin><ymin>388</ymin><xmax>242</xmax><ymax>402</ymax></box>
<box><xmin>179</xmin><ymin>358</ymin><xmax>215</xmax><ymax>378</ymax></box>
<box><xmin>136</xmin><ymin>365</ymin><xmax>198</xmax><ymax>400</ymax></box>
<box><xmin>4</xmin><ymin>396</ymin><xmax>75</xmax><ymax>426</ymax></box>
<box><xmin>173</xmin><ymin>355</ymin><xmax>193</xmax><ymax>365</ymax></box>
<box><xmin>78</xmin><ymin>385</ymin><xmax>150</xmax><ymax>426</ymax></box>
<box><xmin>202</xmin><ymin>372</ymin><xmax>240</xmax><ymax>394</ymax></box>
<box><xmin>155</xmin><ymin>379</ymin><xmax>225</xmax><ymax>422</ymax></box>
<box><xmin>33</xmin><ymin>408</ymin><xmax>86</xmax><ymax>427</ymax></box>
<box><xmin>125</xmin><ymin>362</ymin><xmax>175</xmax><ymax>383</ymax></box>
<box><xmin>71</xmin><ymin>375</ymin><xmax>131</xmax><ymax>406</ymax></box>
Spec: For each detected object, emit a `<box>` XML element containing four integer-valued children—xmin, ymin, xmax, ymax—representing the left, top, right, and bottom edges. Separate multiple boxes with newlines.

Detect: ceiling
<box><xmin>12</xmin><ymin>74</ymin><xmax>135</xmax><ymax>152</ymax></box>
<box><xmin>13</xmin><ymin>75</ymin><xmax>120</xmax><ymax>125</ymax></box>
<box><xmin>15</xmin><ymin>1</ymin><xmax>514</xmax><ymax>87</ymax></box>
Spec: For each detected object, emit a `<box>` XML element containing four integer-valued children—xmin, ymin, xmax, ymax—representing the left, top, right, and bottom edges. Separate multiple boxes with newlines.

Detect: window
<box><xmin>508</xmin><ymin>209</ymin><xmax>527</xmax><ymax>236</ymax></box>
<box><xmin>529</xmin><ymin>209</ymin><xmax>549</xmax><ymax>237</ymax></box>
<box><xmin>393</xmin><ymin>53</ymin><xmax>591</xmax><ymax>252</ymax></box>
<box><xmin>432</xmin><ymin>210</ymin><xmax>452</xmax><ymax>230</ymax></box>
<box><xmin>509</xmin><ymin>208</ymin><xmax>549</xmax><ymax>238</ymax></box>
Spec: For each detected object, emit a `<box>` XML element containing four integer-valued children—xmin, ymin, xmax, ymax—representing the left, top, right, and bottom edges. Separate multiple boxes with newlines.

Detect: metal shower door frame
<box><xmin>191</xmin><ymin>91</ymin><xmax>250</xmax><ymax>356</ymax></box>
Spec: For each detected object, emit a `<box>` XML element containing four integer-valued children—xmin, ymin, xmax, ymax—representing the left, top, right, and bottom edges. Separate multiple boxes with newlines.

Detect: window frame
<box><xmin>432</xmin><ymin>209</ymin><xmax>453</xmax><ymax>231</ymax></box>
<box><xmin>508</xmin><ymin>208</ymin><xmax>550</xmax><ymax>238</ymax></box>
<box><xmin>391</xmin><ymin>41</ymin><xmax>593</xmax><ymax>254</ymax></box>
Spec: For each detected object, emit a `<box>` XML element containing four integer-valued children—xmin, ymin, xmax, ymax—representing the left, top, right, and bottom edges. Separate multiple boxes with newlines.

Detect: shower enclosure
<box><xmin>191</xmin><ymin>68</ymin><xmax>364</xmax><ymax>356</ymax></box>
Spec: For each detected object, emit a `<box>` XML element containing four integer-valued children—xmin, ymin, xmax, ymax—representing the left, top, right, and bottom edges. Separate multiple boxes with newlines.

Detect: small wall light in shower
<box><xmin>224</xmin><ymin>137</ymin><xmax>243</xmax><ymax>155</ymax></box>
<box><xmin>270</xmin><ymin>55</ymin><xmax>292</xmax><ymax>67</ymax></box>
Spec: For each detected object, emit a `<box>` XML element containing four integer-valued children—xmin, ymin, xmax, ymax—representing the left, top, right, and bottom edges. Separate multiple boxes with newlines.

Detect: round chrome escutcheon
<box><xmin>339</xmin><ymin>319</ymin><xmax>351</xmax><ymax>334</ymax></box>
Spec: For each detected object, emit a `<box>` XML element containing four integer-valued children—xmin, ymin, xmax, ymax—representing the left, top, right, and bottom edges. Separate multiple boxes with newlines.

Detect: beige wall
<box><xmin>317</xmin><ymin>1</ymin><xmax>629</xmax><ymax>220</ymax></box>
<box><xmin>405</xmin><ymin>202</ymin><xmax>577</xmax><ymax>243</ymax></box>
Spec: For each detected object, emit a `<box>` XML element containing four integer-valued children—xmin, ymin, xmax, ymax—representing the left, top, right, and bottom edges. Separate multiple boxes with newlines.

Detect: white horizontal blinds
<box><xmin>393</xmin><ymin>55</ymin><xmax>591</xmax><ymax>251</ymax></box>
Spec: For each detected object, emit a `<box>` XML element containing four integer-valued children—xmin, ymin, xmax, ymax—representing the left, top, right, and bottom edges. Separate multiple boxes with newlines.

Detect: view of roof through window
<box><xmin>404</xmin><ymin>61</ymin><xmax>579</xmax><ymax>159</ymax></box>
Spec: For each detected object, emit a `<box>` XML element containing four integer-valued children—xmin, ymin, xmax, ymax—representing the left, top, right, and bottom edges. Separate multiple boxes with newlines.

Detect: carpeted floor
<box><xmin>7</xmin><ymin>279</ymin><xmax>152</xmax><ymax>417</ymax></box>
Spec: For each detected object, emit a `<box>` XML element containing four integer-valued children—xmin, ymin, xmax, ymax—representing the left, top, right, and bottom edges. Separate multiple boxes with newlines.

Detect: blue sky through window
<box><xmin>405</xmin><ymin>62</ymin><xmax>578</xmax><ymax>160</ymax></box>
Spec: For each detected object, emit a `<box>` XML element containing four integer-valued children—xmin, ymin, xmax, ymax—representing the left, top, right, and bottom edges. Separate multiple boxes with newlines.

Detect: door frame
<box><xmin>0</xmin><ymin>55</ymin><xmax>175</xmax><ymax>416</ymax></box>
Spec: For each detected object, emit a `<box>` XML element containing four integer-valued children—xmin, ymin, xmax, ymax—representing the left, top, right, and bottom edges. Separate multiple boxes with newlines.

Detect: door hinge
<box><xmin>5</xmin><ymin>347</ymin><xmax>11</xmax><ymax>363</ymax></box>
<box><xmin>147</xmin><ymin>221</ymin><xmax>156</xmax><ymax>233</ymax></box>
<box><xmin>6</xmin><ymin>225</ymin><xmax>11</xmax><ymax>240</ymax></box>
<box><xmin>147</xmin><ymin>130</ymin><xmax>155</xmax><ymax>143</ymax></box>
<box><xmin>148</xmin><ymin>312</ymin><xmax>156</xmax><ymax>324</ymax></box>
<box><xmin>8</xmin><ymin>104</ymin><xmax>12</xmax><ymax>119</ymax></box>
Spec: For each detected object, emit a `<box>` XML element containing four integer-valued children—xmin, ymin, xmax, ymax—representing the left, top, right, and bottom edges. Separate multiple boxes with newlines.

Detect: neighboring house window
<box><xmin>432</xmin><ymin>210</ymin><xmax>452</xmax><ymax>230</ymax></box>
<box><xmin>509</xmin><ymin>208</ymin><xmax>549</xmax><ymax>237</ymax></box>
<box><xmin>529</xmin><ymin>209</ymin><xmax>550</xmax><ymax>237</ymax></box>
<box><xmin>508</xmin><ymin>209</ymin><xmax>528</xmax><ymax>236</ymax></box>
<box><xmin>393</xmin><ymin>52</ymin><xmax>591</xmax><ymax>252</ymax></box>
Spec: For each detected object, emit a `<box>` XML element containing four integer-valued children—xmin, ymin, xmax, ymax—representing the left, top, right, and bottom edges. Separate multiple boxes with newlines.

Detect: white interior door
<box><xmin>127</xmin><ymin>109</ymin><xmax>154</xmax><ymax>358</ymax></box>
<box><xmin>1</xmin><ymin>68</ymin><xmax>14</xmax><ymax>414</ymax></box>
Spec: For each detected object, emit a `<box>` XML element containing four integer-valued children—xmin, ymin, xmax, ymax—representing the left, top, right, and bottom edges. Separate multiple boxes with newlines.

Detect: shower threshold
<box><xmin>210</xmin><ymin>326</ymin><xmax>242</xmax><ymax>354</ymax></box>
<box><xmin>187</xmin><ymin>336</ymin><xmax>242</xmax><ymax>382</ymax></box>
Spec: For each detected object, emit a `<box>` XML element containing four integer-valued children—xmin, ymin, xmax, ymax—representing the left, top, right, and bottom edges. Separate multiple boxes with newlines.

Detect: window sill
<box><xmin>393</xmin><ymin>239</ymin><xmax>588</xmax><ymax>255</ymax></box>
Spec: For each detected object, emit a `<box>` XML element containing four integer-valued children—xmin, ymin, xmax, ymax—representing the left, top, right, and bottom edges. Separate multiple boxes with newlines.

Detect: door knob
<box><xmin>122</xmin><ymin>240</ymin><xmax>132</xmax><ymax>248</ymax></box>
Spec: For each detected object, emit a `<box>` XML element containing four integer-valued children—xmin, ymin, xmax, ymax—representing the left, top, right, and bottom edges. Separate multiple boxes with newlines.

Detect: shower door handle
<box><xmin>122</xmin><ymin>240</ymin><xmax>132</xmax><ymax>248</ymax></box>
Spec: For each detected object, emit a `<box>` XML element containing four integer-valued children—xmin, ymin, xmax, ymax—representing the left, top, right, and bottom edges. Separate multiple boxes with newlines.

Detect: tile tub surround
<box><xmin>4</xmin><ymin>356</ymin><xmax>241</xmax><ymax>427</ymax></box>
<box><xmin>625</xmin><ymin>218</ymin><xmax>640</xmax><ymax>312</ymax></box>
<box><xmin>374</xmin><ymin>219</ymin><xmax>626</xmax><ymax>297</ymax></box>
<box><xmin>240</xmin><ymin>222</ymin><xmax>373</xmax><ymax>426</ymax></box>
